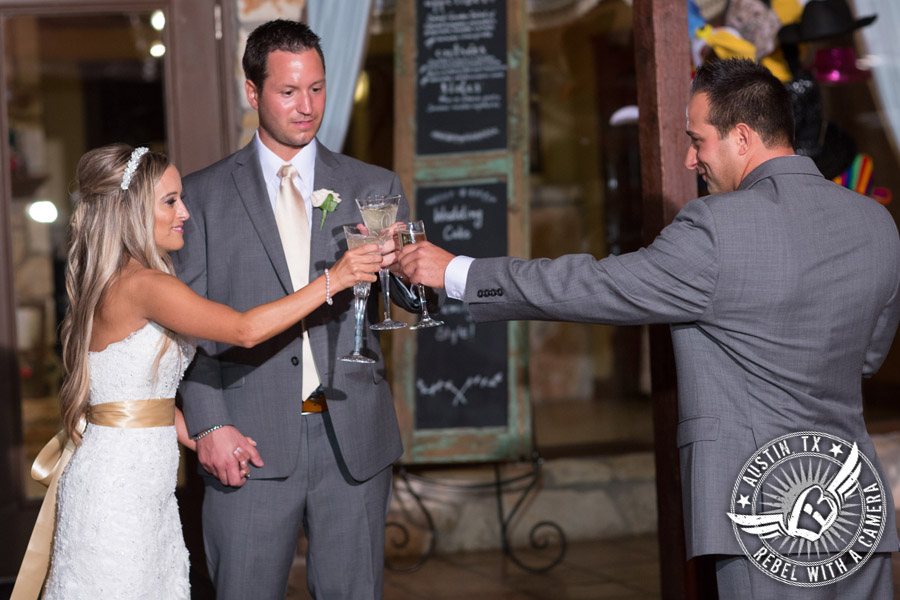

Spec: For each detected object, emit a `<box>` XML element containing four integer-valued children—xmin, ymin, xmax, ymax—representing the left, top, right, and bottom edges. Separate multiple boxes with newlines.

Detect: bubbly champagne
<box><xmin>397</xmin><ymin>229</ymin><xmax>426</xmax><ymax>249</ymax></box>
<box><xmin>360</xmin><ymin>204</ymin><xmax>398</xmax><ymax>232</ymax></box>
<box><xmin>346</xmin><ymin>234</ymin><xmax>381</xmax><ymax>250</ymax></box>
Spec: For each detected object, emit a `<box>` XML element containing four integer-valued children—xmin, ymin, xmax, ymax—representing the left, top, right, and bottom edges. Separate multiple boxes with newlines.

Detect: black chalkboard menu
<box><xmin>414</xmin><ymin>182</ymin><xmax>508</xmax><ymax>429</ymax></box>
<box><xmin>416</xmin><ymin>0</ymin><xmax>508</xmax><ymax>155</ymax></box>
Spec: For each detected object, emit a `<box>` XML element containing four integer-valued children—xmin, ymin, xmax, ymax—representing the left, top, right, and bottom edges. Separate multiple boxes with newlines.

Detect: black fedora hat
<box><xmin>779</xmin><ymin>0</ymin><xmax>877</xmax><ymax>45</ymax></box>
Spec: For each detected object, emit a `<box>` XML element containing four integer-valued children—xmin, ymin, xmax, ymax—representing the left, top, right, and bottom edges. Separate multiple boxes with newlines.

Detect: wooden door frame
<box><xmin>633</xmin><ymin>0</ymin><xmax>717</xmax><ymax>597</ymax></box>
<box><xmin>0</xmin><ymin>0</ymin><xmax>232</xmax><ymax>577</ymax></box>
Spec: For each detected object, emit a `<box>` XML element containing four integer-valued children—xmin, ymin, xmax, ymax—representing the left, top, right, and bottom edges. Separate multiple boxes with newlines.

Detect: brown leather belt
<box><xmin>301</xmin><ymin>388</ymin><xmax>327</xmax><ymax>413</ymax></box>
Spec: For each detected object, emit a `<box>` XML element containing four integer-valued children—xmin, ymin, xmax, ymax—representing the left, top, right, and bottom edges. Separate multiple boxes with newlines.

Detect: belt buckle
<box><xmin>302</xmin><ymin>389</ymin><xmax>327</xmax><ymax>414</ymax></box>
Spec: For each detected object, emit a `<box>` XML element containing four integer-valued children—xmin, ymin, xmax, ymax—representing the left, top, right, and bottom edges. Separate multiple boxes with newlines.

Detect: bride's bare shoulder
<box><xmin>119</xmin><ymin>260</ymin><xmax>174</xmax><ymax>289</ymax></box>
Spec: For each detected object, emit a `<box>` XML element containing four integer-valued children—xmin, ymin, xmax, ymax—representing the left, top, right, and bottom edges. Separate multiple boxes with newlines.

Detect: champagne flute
<box><xmin>339</xmin><ymin>225</ymin><xmax>382</xmax><ymax>363</ymax></box>
<box><xmin>398</xmin><ymin>220</ymin><xmax>444</xmax><ymax>329</ymax></box>
<box><xmin>355</xmin><ymin>195</ymin><xmax>406</xmax><ymax>330</ymax></box>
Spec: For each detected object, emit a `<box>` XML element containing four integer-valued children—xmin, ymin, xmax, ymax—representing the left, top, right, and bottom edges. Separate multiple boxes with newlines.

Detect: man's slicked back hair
<box><xmin>691</xmin><ymin>58</ymin><xmax>794</xmax><ymax>149</ymax></box>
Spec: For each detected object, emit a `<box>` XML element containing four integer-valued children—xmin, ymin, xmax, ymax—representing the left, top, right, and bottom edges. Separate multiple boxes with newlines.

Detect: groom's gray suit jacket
<box><xmin>173</xmin><ymin>140</ymin><xmax>405</xmax><ymax>482</ymax></box>
<box><xmin>463</xmin><ymin>156</ymin><xmax>900</xmax><ymax>558</ymax></box>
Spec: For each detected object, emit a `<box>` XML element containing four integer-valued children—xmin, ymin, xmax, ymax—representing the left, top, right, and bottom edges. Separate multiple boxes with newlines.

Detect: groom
<box><xmin>173</xmin><ymin>19</ymin><xmax>410</xmax><ymax>600</ymax></box>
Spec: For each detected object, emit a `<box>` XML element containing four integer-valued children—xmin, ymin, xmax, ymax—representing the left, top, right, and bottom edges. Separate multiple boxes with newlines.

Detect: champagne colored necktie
<box><xmin>275</xmin><ymin>164</ymin><xmax>320</xmax><ymax>400</ymax></box>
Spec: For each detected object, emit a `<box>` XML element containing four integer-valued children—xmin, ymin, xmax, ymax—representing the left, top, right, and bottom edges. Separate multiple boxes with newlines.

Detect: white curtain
<box><xmin>854</xmin><ymin>0</ymin><xmax>900</xmax><ymax>157</ymax></box>
<box><xmin>307</xmin><ymin>0</ymin><xmax>373</xmax><ymax>152</ymax></box>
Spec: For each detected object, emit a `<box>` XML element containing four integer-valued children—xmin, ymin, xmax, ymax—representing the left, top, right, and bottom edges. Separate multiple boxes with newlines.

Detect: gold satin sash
<box><xmin>88</xmin><ymin>398</ymin><xmax>175</xmax><ymax>428</ymax></box>
<box><xmin>11</xmin><ymin>398</ymin><xmax>175</xmax><ymax>600</ymax></box>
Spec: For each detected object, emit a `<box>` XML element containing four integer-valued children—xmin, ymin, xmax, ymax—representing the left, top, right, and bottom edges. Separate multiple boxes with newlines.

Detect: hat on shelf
<box><xmin>769</xmin><ymin>0</ymin><xmax>804</xmax><ymax>28</ymax></box>
<box><xmin>778</xmin><ymin>0</ymin><xmax>877</xmax><ymax>45</ymax></box>
<box><xmin>695</xmin><ymin>0</ymin><xmax>729</xmax><ymax>21</ymax></box>
<box><xmin>832</xmin><ymin>153</ymin><xmax>873</xmax><ymax>194</ymax></box>
<box><xmin>726</xmin><ymin>0</ymin><xmax>782</xmax><ymax>58</ymax></box>
<box><xmin>688</xmin><ymin>1</ymin><xmax>707</xmax><ymax>38</ymax></box>
<box><xmin>812</xmin><ymin>46</ymin><xmax>870</xmax><ymax>84</ymax></box>
<box><xmin>694</xmin><ymin>25</ymin><xmax>792</xmax><ymax>82</ymax></box>
<box><xmin>832</xmin><ymin>154</ymin><xmax>892</xmax><ymax>206</ymax></box>
<box><xmin>787</xmin><ymin>70</ymin><xmax>857</xmax><ymax>179</ymax></box>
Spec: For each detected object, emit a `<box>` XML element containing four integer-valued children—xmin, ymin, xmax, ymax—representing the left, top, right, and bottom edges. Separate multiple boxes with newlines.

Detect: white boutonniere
<box><xmin>311</xmin><ymin>189</ymin><xmax>342</xmax><ymax>230</ymax></box>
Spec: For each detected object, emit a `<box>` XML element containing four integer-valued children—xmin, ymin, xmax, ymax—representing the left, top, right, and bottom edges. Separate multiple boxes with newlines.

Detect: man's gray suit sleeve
<box><xmin>863</xmin><ymin>278</ymin><xmax>900</xmax><ymax>377</ymax></box>
<box><xmin>172</xmin><ymin>188</ymin><xmax>233</xmax><ymax>435</ymax></box>
<box><xmin>464</xmin><ymin>198</ymin><xmax>719</xmax><ymax>325</ymax></box>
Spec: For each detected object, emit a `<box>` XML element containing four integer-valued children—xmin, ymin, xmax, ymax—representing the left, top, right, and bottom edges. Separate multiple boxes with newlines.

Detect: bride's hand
<box><xmin>175</xmin><ymin>407</ymin><xmax>196</xmax><ymax>451</ymax></box>
<box><xmin>329</xmin><ymin>244</ymin><xmax>381</xmax><ymax>292</ymax></box>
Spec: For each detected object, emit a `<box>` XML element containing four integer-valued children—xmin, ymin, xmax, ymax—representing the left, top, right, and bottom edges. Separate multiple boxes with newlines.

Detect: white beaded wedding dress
<box><xmin>43</xmin><ymin>322</ymin><xmax>196</xmax><ymax>599</ymax></box>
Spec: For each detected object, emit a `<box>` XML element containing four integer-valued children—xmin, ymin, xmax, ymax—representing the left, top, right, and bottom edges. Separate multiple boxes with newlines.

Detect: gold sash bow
<box><xmin>11</xmin><ymin>398</ymin><xmax>175</xmax><ymax>600</ymax></box>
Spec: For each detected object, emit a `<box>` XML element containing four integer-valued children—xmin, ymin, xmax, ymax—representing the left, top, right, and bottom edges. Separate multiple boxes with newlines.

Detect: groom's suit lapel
<box><xmin>309</xmin><ymin>143</ymin><xmax>365</xmax><ymax>386</ymax></box>
<box><xmin>231</xmin><ymin>142</ymin><xmax>294</xmax><ymax>295</ymax></box>
<box><xmin>311</xmin><ymin>143</ymin><xmax>356</xmax><ymax>274</ymax></box>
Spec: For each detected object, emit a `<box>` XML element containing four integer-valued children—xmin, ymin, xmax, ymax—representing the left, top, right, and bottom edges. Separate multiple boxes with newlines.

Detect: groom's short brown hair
<box><xmin>242</xmin><ymin>19</ymin><xmax>325</xmax><ymax>90</ymax></box>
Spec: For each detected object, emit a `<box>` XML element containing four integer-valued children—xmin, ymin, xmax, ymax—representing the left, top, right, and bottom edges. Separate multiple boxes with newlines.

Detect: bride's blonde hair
<box><xmin>60</xmin><ymin>144</ymin><xmax>173</xmax><ymax>442</ymax></box>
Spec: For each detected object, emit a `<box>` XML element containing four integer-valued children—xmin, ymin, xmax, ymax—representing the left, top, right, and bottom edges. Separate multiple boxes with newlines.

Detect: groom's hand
<box><xmin>379</xmin><ymin>222</ymin><xmax>406</xmax><ymax>271</ymax></box>
<box><xmin>399</xmin><ymin>241</ymin><xmax>455</xmax><ymax>289</ymax></box>
<box><xmin>196</xmin><ymin>425</ymin><xmax>264</xmax><ymax>487</ymax></box>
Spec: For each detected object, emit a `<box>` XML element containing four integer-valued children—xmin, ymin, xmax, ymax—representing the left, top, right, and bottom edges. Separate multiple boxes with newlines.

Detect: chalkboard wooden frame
<box><xmin>393</xmin><ymin>0</ymin><xmax>531</xmax><ymax>464</ymax></box>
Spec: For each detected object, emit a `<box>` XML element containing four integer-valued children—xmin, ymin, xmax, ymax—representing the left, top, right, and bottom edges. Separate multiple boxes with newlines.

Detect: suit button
<box><xmin>477</xmin><ymin>290</ymin><xmax>483</xmax><ymax>298</ymax></box>
<box><xmin>291</xmin><ymin>356</ymin><xmax>299</xmax><ymax>366</ymax></box>
<box><xmin>497</xmin><ymin>288</ymin><xmax>503</xmax><ymax>296</ymax></box>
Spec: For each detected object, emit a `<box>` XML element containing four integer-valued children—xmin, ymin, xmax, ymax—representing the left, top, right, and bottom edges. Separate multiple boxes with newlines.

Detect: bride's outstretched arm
<box><xmin>127</xmin><ymin>243</ymin><xmax>380</xmax><ymax>347</ymax></box>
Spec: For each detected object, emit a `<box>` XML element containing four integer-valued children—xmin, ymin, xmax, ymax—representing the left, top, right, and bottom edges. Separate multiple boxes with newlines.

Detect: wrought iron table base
<box><xmin>386</xmin><ymin>455</ymin><xmax>567</xmax><ymax>573</ymax></box>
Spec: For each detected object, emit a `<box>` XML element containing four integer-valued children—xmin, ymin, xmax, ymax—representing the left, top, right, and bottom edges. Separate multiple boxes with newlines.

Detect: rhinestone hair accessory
<box><xmin>120</xmin><ymin>146</ymin><xmax>150</xmax><ymax>191</ymax></box>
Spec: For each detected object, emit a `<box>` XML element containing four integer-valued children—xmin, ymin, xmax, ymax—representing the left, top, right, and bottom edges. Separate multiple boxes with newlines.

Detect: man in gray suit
<box><xmin>400</xmin><ymin>58</ymin><xmax>900</xmax><ymax>598</ymax></box>
<box><xmin>173</xmin><ymin>20</ymin><xmax>410</xmax><ymax>600</ymax></box>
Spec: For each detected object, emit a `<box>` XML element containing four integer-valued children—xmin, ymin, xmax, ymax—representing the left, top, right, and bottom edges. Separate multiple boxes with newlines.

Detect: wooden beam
<box><xmin>632</xmin><ymin>0</ymin><xmax>716</xmax><ymax>598</ymax></box>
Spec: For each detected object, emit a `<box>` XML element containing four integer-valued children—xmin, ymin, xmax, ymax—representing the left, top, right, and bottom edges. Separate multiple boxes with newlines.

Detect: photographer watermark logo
<box><xmin>727</xmin><ymin>431</ymin><xmax>886</xmax><ymax>587</ymax></box>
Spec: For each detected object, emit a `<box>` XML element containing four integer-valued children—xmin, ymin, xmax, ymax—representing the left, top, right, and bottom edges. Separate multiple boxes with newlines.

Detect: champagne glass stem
<box><xmin>417</xmin><ymin>284</ymin><xmax>431</xmax><ymax>318</ymax></box>
<box><xmin>352</xmin><ymin>283</ymin><xmax>368</xmax><ymax>355</ymax></box>
<box><xmin>379</xmin><ymin>268</ymin><xmax>392</xmax><ymax>322</ymax></box>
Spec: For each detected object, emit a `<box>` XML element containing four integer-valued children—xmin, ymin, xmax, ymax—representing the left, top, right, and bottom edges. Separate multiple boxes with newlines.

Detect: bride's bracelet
<box><xmin>324</xmin><ymin>268</ymin><xmax>333</xmax><ymax>305</ymax></box>
<box><xmin>192</xmin><ymin>424</ymin><xmax>225</xmax><ymax>441</ymax></box>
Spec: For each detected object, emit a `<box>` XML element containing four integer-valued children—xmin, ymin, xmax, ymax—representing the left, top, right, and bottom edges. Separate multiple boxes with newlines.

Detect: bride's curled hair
<box><xmin>60</xmin><ymin>144</ymin><xmax>173</xmax><ymax>442</ymax></box>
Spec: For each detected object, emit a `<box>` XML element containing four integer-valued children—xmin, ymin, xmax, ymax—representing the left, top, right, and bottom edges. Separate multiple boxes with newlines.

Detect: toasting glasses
<box><xmin>355</xmin><ymin>195</ymin><xmax>407</xmax><ymax>330</ymax></box>
<box><xmin>339</xmin><ymin>225</ymin><xmax>383</xmax><ymax>363</ymax></box>
<box><xmin>397</xmin><ymin>220</ymin><xmax>444</xmax><ymax>329</ymax></box>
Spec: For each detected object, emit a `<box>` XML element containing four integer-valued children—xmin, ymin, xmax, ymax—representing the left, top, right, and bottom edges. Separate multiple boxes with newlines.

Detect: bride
<box><xmin>17</xmin><ymin>144</ymin><xmax>382</xmax><ymax>599</ymax></box>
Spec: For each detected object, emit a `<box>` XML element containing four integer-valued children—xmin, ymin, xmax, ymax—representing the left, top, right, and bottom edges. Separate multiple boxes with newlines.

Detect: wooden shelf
<box><xmin>11</xmin><ymin>173</ymin><xmax>47</xmax><ymax>198</ymax></box>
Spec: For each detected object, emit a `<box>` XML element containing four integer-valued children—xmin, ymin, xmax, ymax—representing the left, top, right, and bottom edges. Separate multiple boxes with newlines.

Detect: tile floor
<box><xmin>286</xmin><ymin>535</ymin><xmax>662</xmax><ymax>600</ymax></box>
<box><xmin>5</xmin><ymin>531</ymin><xmax>900</xmax><ymax>598</ymax></box>
<box><xmin>283</xmin><ymin>530</ymin><xmax>900</xmax><ymax>600</ymax></box>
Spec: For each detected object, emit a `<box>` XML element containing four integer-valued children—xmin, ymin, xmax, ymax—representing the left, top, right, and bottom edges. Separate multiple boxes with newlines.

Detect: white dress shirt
<box><xmin>444</xmin><ymin>255</ymin><xmax>475</xmax><ymax>300</ymax></box>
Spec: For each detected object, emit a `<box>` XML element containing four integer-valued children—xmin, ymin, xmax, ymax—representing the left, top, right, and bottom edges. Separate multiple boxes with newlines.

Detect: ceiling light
<box><xmin>151</xmin><ymin>10</ymin><xmax>166</xmax><ymax>31</ymax></box>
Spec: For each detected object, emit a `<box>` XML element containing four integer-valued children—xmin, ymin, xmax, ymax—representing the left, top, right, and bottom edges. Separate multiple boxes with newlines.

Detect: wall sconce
<box><xmin>27</xmin><ymin>200</ymin><xmax>58</xmax><ymax>224</ymax></box>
